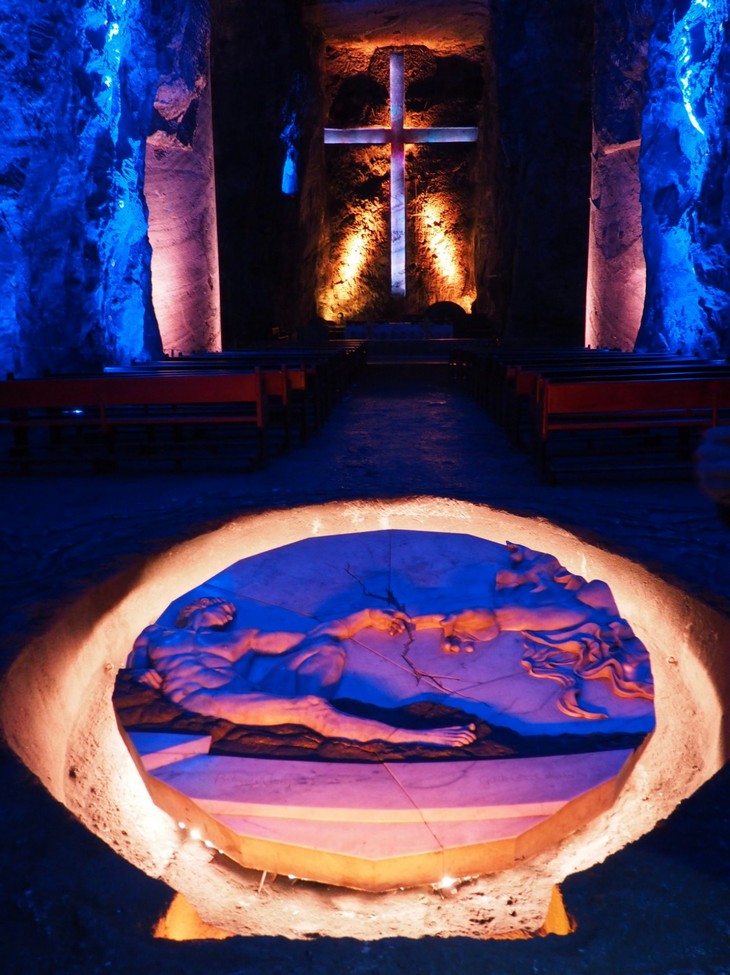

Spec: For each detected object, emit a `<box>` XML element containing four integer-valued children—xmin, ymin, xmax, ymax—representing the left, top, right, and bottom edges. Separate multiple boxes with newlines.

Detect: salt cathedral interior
<box><xmin>1</xmin><ymin>1</ymin><xmax>730</xmax><ymax>972</ymax></box>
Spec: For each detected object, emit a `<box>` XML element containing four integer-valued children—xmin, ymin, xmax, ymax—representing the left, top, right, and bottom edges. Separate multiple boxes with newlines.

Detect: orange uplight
<box><xmin>318</xmin><ymin>215</ymin><xmax>384</xmax><ymax>321</ymax></box>
<box><xmin>418</xmin><ymin>197</ymin><xmax>476</xmax><ymax>311</ymax></box>
<box><xmin>494</xmin><ymin>885</ymin><xmax>576</xmax><ymax>940</ymax></box>
<box><xmin>154</xmin><ymin>892</ymin><xmax>234</xmax><ymax>941</ymax></box>
<box><xmin>338</xmin><ymin>232</ymin><xmax>368</xmax><ymax>289</ymax></box>
<box><xmin>421</xmin><ymin>200</ymin><xmax>460</xmax><ymax>286</ymax></box>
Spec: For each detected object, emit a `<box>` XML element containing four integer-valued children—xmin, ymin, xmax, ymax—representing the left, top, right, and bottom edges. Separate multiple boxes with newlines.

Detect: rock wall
<box><xmin>0</xmin><ymin>0</ymin><xmax>168</xmax><ymax>377</ymax></box>
<box><xmin>2</xmin><ymin>1</ymin><xmax>728</xmax><ymax>368</ymax></box>
<box><xmin>145</xmin><ymin>0</ymin><xmax>221</xmax><ymax>355</ymax></box>
<box><xmin>317</xmin><ymin>44</ymin><xmax>483</xmax><ymax>323</ymax></box>
<box><xmin>637</xmin><ymin>0</ymin><xmax>730</xmax><ymax>355</ymax></box>
<box><xmin>586</xmin><ymin>0</ymin><xmax>652</xmax><ymax>351</ymax></box>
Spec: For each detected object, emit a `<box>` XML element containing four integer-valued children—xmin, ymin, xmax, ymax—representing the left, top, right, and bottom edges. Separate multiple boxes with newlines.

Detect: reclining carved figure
<box><xmin>128</xmin><ymin>599</ymin><xmax>477</xmax><ymax>747</ymax></box>
<box><xmin>129</xmin><ymin>543</ymin><xmax>653</xmax><ymax>739</ymax></box>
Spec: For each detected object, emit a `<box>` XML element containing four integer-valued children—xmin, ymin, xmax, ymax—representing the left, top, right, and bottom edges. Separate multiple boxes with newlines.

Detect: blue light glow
<box><xmin>674</xmin><ymin>0</ymin><xmax>727</xmax><ymax>137</ymax></box>
<box><xmin>280</xmin><ymin>115</ymin><xmax>299</xmax><ymax>195</ymax></box>
<box><xmin>280</xmin><ymin>83</ymin><xmax>302</xmax><ymax>196</ymax></box>
<box><xmin>77</xmin><ymin>0</ymin><xmax>160</xmax><ymax>364</ymax></box>
<box><xmin>2</xmin><ymin>1</ymin><xmax>159</xmax><ymax>374</ymax></box>
<box><xmin>281</xmin><ymin>149</ymin><xmax>298</xmax><ymax>195</ymax></box>
<box><xmin>638</xmin><ymin>0</ymin><xmax>729</xmax><ymax>355</ymax></box>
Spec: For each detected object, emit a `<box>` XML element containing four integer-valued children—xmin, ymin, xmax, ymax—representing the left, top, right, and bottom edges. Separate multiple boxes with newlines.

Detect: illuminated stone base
<box><xmin>2</xmin><ymin>498</ymin><xmax>728</xmax><ymax>938</ymax></box>
<box><xmin>128</xmin><ymin>732</ymin><xmax>636</xmax><ymax>891</ymax></box>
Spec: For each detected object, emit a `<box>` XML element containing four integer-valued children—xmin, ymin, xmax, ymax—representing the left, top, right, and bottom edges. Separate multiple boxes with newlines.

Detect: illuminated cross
<box><xmin>324</xmin><ymin>51</ymin><xmax>478</xmax><ymax>297</ymax></box>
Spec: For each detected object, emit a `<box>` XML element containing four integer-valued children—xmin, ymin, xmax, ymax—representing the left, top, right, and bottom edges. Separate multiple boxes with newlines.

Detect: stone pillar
<box><xmin>586</xmin><ymin>1</ymin><xmax>653</xmax><ymax>351</ymax></box>
<box><xmin>586</xmin><ymin>140</ymin><xmax>645</xmax><ymax>350</ymax></box>
<box><xmin>145</xmin><ymin>0</ymin><xmax>221</xmax><ymax>355</ymax></box>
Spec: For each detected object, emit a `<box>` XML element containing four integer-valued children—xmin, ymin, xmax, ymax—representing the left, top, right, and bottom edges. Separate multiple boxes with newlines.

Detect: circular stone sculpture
<box><xmin>116</xmin><ymin>529</ymin><xmax>655</xmax><ymax>891</ymax></box>
<box><xmin>1</xmin><ymin>499</ymin><xmax>727</xmax><ymax>938</ymax></box>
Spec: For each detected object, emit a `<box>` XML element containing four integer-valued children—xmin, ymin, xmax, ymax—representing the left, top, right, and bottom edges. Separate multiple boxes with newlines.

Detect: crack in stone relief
<box><xmin>119</xmin><ymin>531</ymin><xmax>655</xmax><ymax>746</ymax></box>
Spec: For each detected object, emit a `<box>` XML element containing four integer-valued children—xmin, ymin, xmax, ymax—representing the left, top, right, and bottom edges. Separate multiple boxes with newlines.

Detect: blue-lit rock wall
<box><xmin>637</xmin><ymin>0</ymin><xmax>730</xmax><ymax>355</ymax></box>
<box><xmin>0</xmin><ymin>0</ymin><xmax>165</xmax><ymax>377</ymax></box>
<box><xmin>2</xmin><ymin>0</ymin><xmax>727</xmax><ymax>367</ymax></box>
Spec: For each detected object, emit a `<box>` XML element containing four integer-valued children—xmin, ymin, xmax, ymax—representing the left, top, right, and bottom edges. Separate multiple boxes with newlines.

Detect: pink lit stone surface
<box><xmin>173</xmin><ymin>529</ymin><xmax>655</xmax><ymax>736</ymax></box>
<box><xmin>128</xmin><ymin>731</ymin><xmax>633</xmax><ymax>884</ymax></box>
<box><xmin>132</xmin><ymin>732</ymin><xmax>213</xmax><ymax>772</ymax></box>
<box><xmin>134</xmin><ymin>748</ymin><xmax>632</xmax><ymax>823</ymax></box>
<box><xmin>142</xmin><ymin>754</ymin><xmax>415</xmax><ymax>821</ymax></box>
<box><xmin>123</xmin><ymin>529</ymin><xmax>652</xmax><ymax>888</ymax></box>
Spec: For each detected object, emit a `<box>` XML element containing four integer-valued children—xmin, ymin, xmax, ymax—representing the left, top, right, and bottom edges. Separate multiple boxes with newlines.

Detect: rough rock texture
<box><xmin>491</xmin><ymin>0</ymin><xmax>594</xmax><ymax>348</ymax></box>
<box><xmin>145</xmin><ymin>0</ymin><xmax>221</xmax><ymax>355</ymax></box>
<box><xmin>586</xmin><ymin>141</ymin><xmax>646</xmax><ymax>350</ymax></box>
<box><xmin>637</xmin><ymin>0</ymin><xmax>730</xmax><ymax>355</ymax></box>
<box><xmin>2</xmin><ymin>0</ymin><xmax>730</xmax><ymax>372</ymax></box>
<box><xmin>210</xmin><ymin>0</ymin><xmax>323</xmax><ymax>343</ymax></box>
<box><xmin>0</xmin><ymin>0</ymin><xmax>166</xmax><ymax>377</ymax></box>
<box><xmin>304</xmin><ymin>0</ymin><xmax>490</xmax><ymax>51</ymax></box>
<box><xmin>318</xmin><ymin>44</ymin><xmax>483</xmax><ymax>321</ymax></box>
<box><xmin>586</xmin><ymin>0</ymin><xmax>653</xmax><ymax>351</ymax></box>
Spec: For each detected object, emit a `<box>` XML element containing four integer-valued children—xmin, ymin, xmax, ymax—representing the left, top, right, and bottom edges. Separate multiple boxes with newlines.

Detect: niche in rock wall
<box><xmin>318</xmin><ymin>44</ymin><xmax>484</xmax><ymax>323</ymax></box>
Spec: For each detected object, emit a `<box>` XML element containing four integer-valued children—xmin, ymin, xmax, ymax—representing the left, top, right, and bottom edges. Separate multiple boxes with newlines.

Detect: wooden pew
<box><xmin>129</xmin><ymin>342</ymin><xmax>368</xmax><ymax>434</ymax></box>
<box><xmin>486</xmin><ymin>349</ymin><xmax>706</xmax><ymax>431</ymax></box>
<box><xmin>110</xmin><ymin>362</ymin><xmax>323</xmax><ymax>446</ymax></box>
<box><xmin>535</xmin><ymin>373</ymin><xmax>730</xmax><ymax>479</ymax></box>
<box><xmin>457</xmin><ymin>347</ymin><xmax>725</xmax><ymax>444</ymax></box>
<box><xmin>0</xmin><ymin>372</ymin><xmax>269</xmax><ymax>471</ymax></box>
<box><xmin>449</xmin><ymin>345</ymin><xmax>730</xmax><ymax>480</ymax></box>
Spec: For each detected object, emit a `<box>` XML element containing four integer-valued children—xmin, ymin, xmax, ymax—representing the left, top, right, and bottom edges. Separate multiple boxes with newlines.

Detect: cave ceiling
<box><xmin>303</xmin><ymin>0</ymin><xmax>489</xmax><ymax>54</ymax></box>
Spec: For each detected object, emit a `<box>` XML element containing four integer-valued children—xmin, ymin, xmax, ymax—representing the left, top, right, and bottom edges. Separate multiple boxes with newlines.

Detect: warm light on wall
<box><xmin>318</xmin><ymin>211</ymin><xmax>386</xmax><ymax>321</ymax></box>
<box><xmin>418</xmin><ymin>196</ymin><xmax>476</xmax><ymax>311</ymax></box>
<box><xmin>148</xmin><ymin>241</ymin><xmax>221</xmax><ymax>354</ymax></box>
<box><xmin>317</xmin><ymin>191</ymin><xmax>476</xmax><ymax>321</ymax></box>
<box><xmin>320</xmin><ymin>45</ymin><xmax>478</xmax><ymax>320</ymax></box>
<box><xmin>145</xmin><ymin>45</ymin><xmax>222</xmax><ymax>356</ymax></box>
<box><xmin>337</xmin><ymin>233</ymin><xmax>368</xmax><ymax>293</ymax></box>
<box><xmin>421</xmin><ymin>201</ymin><xmax>460</xmax><ymax>287</ymax></box>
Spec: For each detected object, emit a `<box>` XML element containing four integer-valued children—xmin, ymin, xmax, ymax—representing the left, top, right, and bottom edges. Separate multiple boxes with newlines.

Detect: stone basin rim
<box><xmin>0</xmin><ymin>496</ymin><xmax>727</xmax><ymax>938</ymax></box>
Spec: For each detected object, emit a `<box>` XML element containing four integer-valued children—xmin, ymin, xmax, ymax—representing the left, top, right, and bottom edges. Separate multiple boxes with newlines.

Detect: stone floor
<box><xmin>1</xmin><ymin>362</ymin><xmax>729</xmax><ymax>973</ymax></box>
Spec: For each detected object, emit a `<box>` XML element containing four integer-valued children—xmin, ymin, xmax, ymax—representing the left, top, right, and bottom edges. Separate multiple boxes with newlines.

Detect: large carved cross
<box><xmin>324</xmin><ymin>51</ymin><xmax>478</xmax><ymax>297</ymax></box>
